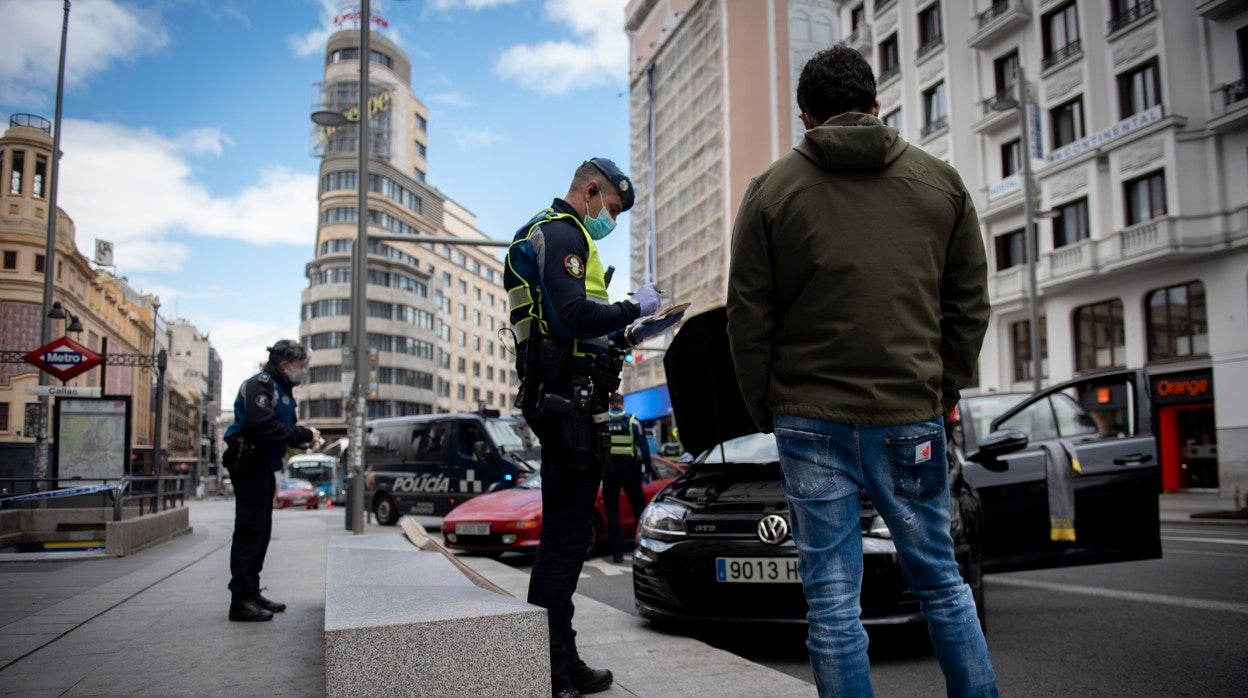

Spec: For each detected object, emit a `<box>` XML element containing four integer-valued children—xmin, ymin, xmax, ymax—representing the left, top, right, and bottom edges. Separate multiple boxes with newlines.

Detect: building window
<box><xmin>457</xmin><ymin>384</ymin><xmax>466</xmax><ymax>400</ymax></box>
<box><xmin>917</xmin><ymin>2</ymin><xmax>943</xmax><ymax>56</ymax></box>
<box><xmin>1052</xmin><ymin>198</ymin><xmax>1089</xmax><ymax>248</ymax></box>
<box><xmin>878</xmin><ymin>34</ymin><xmax>900</xmax><ymax>82</ymax></box>
<box><xmin>1074</xmin><ymin>299</ymin><xmax>1126</xmax><ymax>371</ymax></box>
<box><xmin>883</xmin><ymin>109</ymin><xmax>901</xmax><ymax>129</ymax></box>
<box><xmin>416</xmin><ymin>113</ymin><xmax>428</xmax><ymax>131</ymax></box>
<box><xmin>9</xmin><ymin>150</ymin><xmax>23</xmax><ymax>194</ymax></box>
<box><xmin>1118</xmin><ymin>59</ymin><xmax>1160</xmax><ymax>119</ymax></box>
<box><xmin>993</xmin><ymin>49</ymin><xmax>1020</xmax><ymax>98</ymax></box>
<box><xmin>1042</xmin><ymin>2</ymin><xmax>1081</xmax><ymax>69</ymax></box>
<box><xmin>1147</xmin><ymin>281</ymin><xmax>1208</xmax><ymax>361</ymax></box>
<box><xmin>994</xmin><ymin>227</ymin><xmax>1029</xmax><ymax>271</ymax></box>
<box><xmin>2</xmin><ymin>251</ymin><xmax>15</xmax><ymax>270</ymax></box>
<box><xmin>791</xmin><ymin>11</ymin><xmax>811</xmax><ymax>42</ymax></box>
<box><xmin>1011</xmin><ymin>319</ymin><xmax>1049</xmax><ymax>382</ymax></box>
<box><xmin>922</xmin><ymin>82</ymin><xmax>948</xmax><ymax>136</ymax></box>
<box><xmin>851</xmin><ymin>4</ymin><xmax>866</xmax><ymax>30</ymax></box>
<box><xmin>416</xmin><ymin>141</ymin><xmax>427</xmax><ymax>158</ymax></box>
<box><xmin>33</xmin><ymin>155</ymin><xmax>47</xmax><ymax>199</ymax></box>
<box><xmin>1050</xmin><ymin>97</ymin><xmax>1085</xmax><ymax>148</ymax></box>
<box><xmin>1001</xmin><ymin>138</ymin><xmax>1021</xmax><ymax>177</ymax></box>
<box><xmin>814</xmin><ymin>15</ymin><xmax>834</xmax><ymax>46</ymax></box>
<box><xmin>1108</xmin><ymin>0</ymin><xmax>1154</xmax><ymax>34</ymax></box>
<box><xmin>34</xmin><ymin>254</ymin><xmax>44</xmax><ymax>274</ymax></box>
<box><xmin>472</xmin><ymin>361</ymin><xmax>481</xmax><ymax>377</ymax></box>
<box><xmin>1125</xmin><ymin>170</ymin><xmax>1166</xmax><ymax>225</ymax></box>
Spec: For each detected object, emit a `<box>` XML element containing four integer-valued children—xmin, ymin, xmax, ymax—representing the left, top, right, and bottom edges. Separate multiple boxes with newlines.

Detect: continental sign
<box><xmin>316</xmin><ymin>88</ymin><xmax>396</xmax><ymax>144</ymax></box>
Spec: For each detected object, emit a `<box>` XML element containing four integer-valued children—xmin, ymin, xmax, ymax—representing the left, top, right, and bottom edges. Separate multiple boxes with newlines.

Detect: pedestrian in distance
<box><xmin>221</xmin><ymin>340</ymin><xmax>321</xmax><ymax>622</ymax></box>
<box><xmin>726</xmin><ymin>46</ymin><xmax>996</xmax><ymax>697</ymax></box>
<box><xmin>603</xmin><ymin>392</ymin><xmax>655</xmax><ymax>564</ymax></box>
<box><xmin>504</xmin><ymin>158</ymin><xmax>683</xmax><ymax>698</ymax></box>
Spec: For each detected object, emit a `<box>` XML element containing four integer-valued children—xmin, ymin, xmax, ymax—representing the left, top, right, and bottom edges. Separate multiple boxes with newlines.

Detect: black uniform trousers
<box><xmin>602</xmin><ymin>459</ymin><xmax>646</xmax><ymax>560</ymax></box>
<box><xmin>228</xmin><ymin>459</ymin><xmax>277</xmax><ymax>597</ymax></box>
<box><xmin>525</xmin><ymin>414</ymin><xmax>604</xmax><ymax>694</ymax></box>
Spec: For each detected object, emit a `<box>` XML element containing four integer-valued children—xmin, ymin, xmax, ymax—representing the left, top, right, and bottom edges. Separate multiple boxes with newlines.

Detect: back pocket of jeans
<box><xmin>886</xmin><ymin>429</ymin><xmax>946</xmax><ymax>502</ymax></box>
<box><xmin>774</xmin><ymin>427</ymin><xmax>834</xmax><ymax>499</ymax></box>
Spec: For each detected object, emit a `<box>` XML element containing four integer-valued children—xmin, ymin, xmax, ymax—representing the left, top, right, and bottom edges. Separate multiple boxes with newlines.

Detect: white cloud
<box><xmin>493</xmin><ymin>0</ymin><xmax>628</xmax><ymax>95</ymax></box>
<box><xmin>0</xmin><ymin>0</ymin><xmax>170</xmax><ymax>106</ymax></box>
<box><xmin>57</xmin><ymin>119</ymin><xmax>318</xmax><ymax>273</ymax></box>
<box><xmin>288</xmin><ymin>0</ymin><xmax>342</xmax><ymax>57</ymax></box>
<box><xmin>454</xmin><ymin>127</ymin><xmax>502</xmax><ymax>150</ymax></box>
<box><xmin>428</xmin><ymin>0</ymin><xmax>519</xmax><ymax>11</ymax></box>
<box><xmin>431</xmin><ymin>91</ymin><xmax>472</xmax><ymax>107</ymax></box>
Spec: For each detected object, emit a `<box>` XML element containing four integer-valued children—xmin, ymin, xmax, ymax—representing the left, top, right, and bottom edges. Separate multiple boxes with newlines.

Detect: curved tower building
<box><xmin>299</xmin><ymin>28</ymin><xmax>513</xmax><ymax>437</ymax></box>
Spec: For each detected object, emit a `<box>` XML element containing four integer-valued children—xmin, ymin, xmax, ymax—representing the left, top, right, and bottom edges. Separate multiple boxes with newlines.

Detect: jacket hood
<box><xmin>794</xmin><ymin>112</ymin><xmax>908</xmax><ymax>171</ymax></box>
<box><xmin>663</xmin><ymin>306</ymin><xmax>758</xmax><ymax>457</ymax></box>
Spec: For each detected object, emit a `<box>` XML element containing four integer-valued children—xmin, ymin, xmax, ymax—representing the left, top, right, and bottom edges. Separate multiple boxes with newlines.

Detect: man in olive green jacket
<box><xmin>727</xmin><ymin>46</ymin><xmax>996</xmax><ymax>697</ymax></box>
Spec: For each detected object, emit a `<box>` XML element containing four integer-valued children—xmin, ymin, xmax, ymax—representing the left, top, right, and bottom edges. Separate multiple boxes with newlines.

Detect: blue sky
<box><xmin>0</xmin><ymin>0</ymin><xmax>634</xmax><ymax>400</ymax></box>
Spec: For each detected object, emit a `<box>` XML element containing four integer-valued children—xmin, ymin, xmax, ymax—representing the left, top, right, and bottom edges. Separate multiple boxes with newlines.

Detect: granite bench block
<box><xmin>324</xmin><ymin>534</ymin><xmax>550</xmax><ymax>697</ymax></box>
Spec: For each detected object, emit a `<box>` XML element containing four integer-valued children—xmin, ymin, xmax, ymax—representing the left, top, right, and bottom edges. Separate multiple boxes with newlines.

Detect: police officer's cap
<box><xmin>267</xmin><ymin>339</ymin><xmax>307</xmax><ymax>363</ymax></box>
<box><xmin>587</xmin><ymin>157</ymin><xmax>634</xmax><ymax>213</ymax></box>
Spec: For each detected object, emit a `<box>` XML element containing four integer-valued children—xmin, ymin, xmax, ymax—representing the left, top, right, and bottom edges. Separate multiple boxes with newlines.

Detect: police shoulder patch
<box><xmin>563</xmin><ymin>254</ymin><xmax>585</xmax><ymax>279</ymax></box>
<box><xmin>256</xmin><ymin>394</ymin><xmax>270</xmax><ymax>409</ymax></box>
<box><xmin>257</xmin><ymin>372</ymin><xmax>271</xmax><ymax>384</ymax></box>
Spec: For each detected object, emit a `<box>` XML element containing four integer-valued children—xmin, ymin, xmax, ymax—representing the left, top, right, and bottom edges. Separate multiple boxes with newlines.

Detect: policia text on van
<box><xmin>362</xmin><ymin>412</ymin><xmax>539</xmax><ymax>525</ymax></box>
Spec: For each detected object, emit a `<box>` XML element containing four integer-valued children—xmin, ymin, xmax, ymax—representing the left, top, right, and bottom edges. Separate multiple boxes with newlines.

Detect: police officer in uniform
<box><xmin>221</xmin><ymin>340</ymin><xmax>320</xmax><ymax>622</ymax></box>
<box><xmin>505</xmin><ymin>158</ymin><xmax>680</xmax><ymax>697</ymax></box>
<box><xmin>603</xmin><ymin>393</ymin><xmax>654</xmax><ymax>564</ymax></box>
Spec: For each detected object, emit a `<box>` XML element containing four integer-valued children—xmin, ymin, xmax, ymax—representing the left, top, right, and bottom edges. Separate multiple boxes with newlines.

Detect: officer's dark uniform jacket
<box><xmin>505</xmin><ymin>198</ymin><xmax>641</xmax><ymax>429</ymax></box>
<box><xmin>223</xmin><ymin>365</ymin><xmax>312</xmax><ymax>471</ymax></box>
<box><xmin>606</xmin><ymin>409</ymin><xmax>652</xmax><ymax>475</ymax></box>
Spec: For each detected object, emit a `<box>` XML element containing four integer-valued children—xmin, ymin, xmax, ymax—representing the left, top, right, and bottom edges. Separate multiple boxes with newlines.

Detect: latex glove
<box><xmin>643</xmin><ymin>473</ymin><xmax>653</xmax><ymax>486</ymax></box>
<box><xmin>631</xmin><ymin>283</ymin><xmax>661</xmax><ymax>316</ymax></box>
<box><xmin>626</xmin><ymin>310</ymin><xmax>684</xmax><ymax>346</ymax></box>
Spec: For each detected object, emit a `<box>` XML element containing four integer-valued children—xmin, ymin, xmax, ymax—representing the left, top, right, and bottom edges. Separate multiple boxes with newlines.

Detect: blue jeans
<box><xmin>774</xmin><ymin>414</ymin><xmax>998</xmax><ymax>698</ymax></box>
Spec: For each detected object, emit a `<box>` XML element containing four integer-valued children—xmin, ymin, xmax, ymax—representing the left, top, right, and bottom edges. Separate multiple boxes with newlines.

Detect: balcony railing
<box><xmin>1107</xmin><ymin>0</ymin><xmax>1155</xmax><ymax>34</ymax></box>
<box><xmin>874</xmin><ymin>0</ymin><xmax>897</xmax><ymax>13</ymax></box>
<box><xmin>916</xmin><ymin>36</ymin><xmax>945</xmax><ymax>60</ymax></box>
<box><xmin>9</xmin><ymin>113</ymin><xmax>51</xmax><ymax>133</ymax></box>
<box><xmin>921</xmin><ymin>115</ymin><xmax>949</xmax><ymax>138</ymax></box>
<box><xmin>878</xmin><ymin>66</ymin><xmax>901</xmax><ymax>85</ymax></box>
<box><xmin>977</xmin><ymin>0</ymin><xmax>1011</xmax><ymax>28</ymax></box>
<box><xmin>982</xmin><ymin>87</ymin><xmax>1017</xmax><ymax>116</ymax></box>
<box><xmin>1223</xmin><ymin>78</ymin><xmax>1248</xmax><ymax>106</ymax></box>
<box><xmin>842</xmin><ymin>24</ymin><xmax>873</xmax><ymax>53</ymax></box>
<box><xmin>1041</xmin><ymin>39</ymin><xmax>1081</xmax><ymax>70</ymax></box>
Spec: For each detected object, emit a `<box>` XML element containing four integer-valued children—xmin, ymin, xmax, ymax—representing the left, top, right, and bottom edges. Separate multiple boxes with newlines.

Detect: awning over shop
<box><xmin>624</xmin><ymin>384</ymin><xmax>671</xmax><ymax>422</ymax></box>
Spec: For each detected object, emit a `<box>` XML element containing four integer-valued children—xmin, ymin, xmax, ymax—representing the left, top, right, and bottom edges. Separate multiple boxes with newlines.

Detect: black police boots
<box><xmin>252</xmin><ymin>590</ymin><xmax>286</xmax><ymax>613</ymax></box>
<box><xmin>229</xmin><ymin>596</ymin><xmax>273</xmax><ymax>622</ymax></box>
<box><xmin>569</xmin><ymin>662</ymin><xmax>613</xmax><ymax>694</ymax></box>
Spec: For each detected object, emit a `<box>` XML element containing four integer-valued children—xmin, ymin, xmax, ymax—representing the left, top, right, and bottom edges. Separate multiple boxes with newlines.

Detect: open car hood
<box><xmin>662</xmin><ymin>306</ymin><xmax>759</xmax><ymax>458</ymax></box>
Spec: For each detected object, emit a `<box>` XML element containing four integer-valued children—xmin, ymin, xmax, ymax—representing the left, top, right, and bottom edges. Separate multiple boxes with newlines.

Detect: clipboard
<box><xmin>641</xmin><ymin>302</ymin><xmax>690</xmax><ymax>325</ymax></box>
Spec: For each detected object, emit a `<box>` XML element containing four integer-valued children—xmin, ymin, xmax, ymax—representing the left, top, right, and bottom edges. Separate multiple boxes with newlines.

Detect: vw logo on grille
<box><xmin>757</xmin><ymin>514</ymin><xmax>790</xmax><ymax>545</ymax></box>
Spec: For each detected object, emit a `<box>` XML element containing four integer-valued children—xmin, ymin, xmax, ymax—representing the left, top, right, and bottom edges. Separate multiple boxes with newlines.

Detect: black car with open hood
<box><xmin>633</xmin><ymin>306</ymin><xmax>1161</xmax><ymax>625</ymax></box>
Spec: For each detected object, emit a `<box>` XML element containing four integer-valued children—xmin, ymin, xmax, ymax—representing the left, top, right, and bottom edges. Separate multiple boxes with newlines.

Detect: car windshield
<box><xmin>485</xmin><ymin>418</ymin><xmax>541</xmax><ymax>460</ymax></box>
<box><xmin>288</xmin><ymin>460</ymin><xmax>334</xmax><ymax>485</ymax></box>
<box><xmin>697</xmin><ymin>432</ymin><xmax>778</xmax><ymax>464</ymax></box>
<box><xmin>280</xmin><ymin>479</ymin><xmax>313</xmax><ymax>490</ymax></box>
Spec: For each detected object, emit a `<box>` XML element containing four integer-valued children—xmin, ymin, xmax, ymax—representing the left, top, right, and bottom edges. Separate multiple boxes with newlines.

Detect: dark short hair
<box><xmin>609</xmin><ymin>393</ymin><xmax>624</xmax><ymax>404</ymax></box>
<box><xmin>267</xmin><ymin>339</ymin><xmax>307</xmax><ymax>366</ymax></box>
<box><xmin>796</xmin><ymin>46</ymin><xmax>877</xmax><ymax>123</ymax></box>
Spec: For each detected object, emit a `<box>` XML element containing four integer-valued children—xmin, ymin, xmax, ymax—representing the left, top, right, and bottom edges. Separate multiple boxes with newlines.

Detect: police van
<box><xmin>363</xmin><ymin>411</ymin><xmax>540</xmax><ymax>525</ymax></box>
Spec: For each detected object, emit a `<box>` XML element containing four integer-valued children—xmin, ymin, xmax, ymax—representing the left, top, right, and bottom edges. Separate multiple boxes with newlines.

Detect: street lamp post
<box><xmin>33</xmin><ymin>0</ymin><xmax>72</xmax><ymax>487</ymax></box>
<box><xmin>991</xmin><ymin>66</ymin><xmax>1043</xmax><ymax>393</ymax></box>
<box><xmin>1016</xmin><ymin>66</ymin><xmax>1042</xmax><ymax>394</ymax></box>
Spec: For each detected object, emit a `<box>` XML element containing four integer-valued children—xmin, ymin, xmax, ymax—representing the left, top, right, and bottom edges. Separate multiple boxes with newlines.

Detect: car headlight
<box><xmin>867</xmin><ymin>515</ymin><xmax>891</xmax><ymax>539</ymax></box>
<box><xmin>639</xmin><ymin>501</ymin><xmax>689</xmax><ymax>541</ymax></box>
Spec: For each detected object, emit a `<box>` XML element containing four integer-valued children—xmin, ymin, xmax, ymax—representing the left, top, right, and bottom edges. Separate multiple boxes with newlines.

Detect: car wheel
<box><xmin>373</xmin><ymin>495</ymin><xmax>399</xmax><ymax>526</ymax></box>
<box><xmin>586</xmin><ymin>516</ymin><xmax>603</xmax><ymax>556</ymax></box>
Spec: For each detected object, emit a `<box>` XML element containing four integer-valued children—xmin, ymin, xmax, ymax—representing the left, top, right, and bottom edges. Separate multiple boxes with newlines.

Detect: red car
<box><xmin>274</xmin><ymin>478</ymin><xmax>319</xmax><ymax>510</ymax></box>
<box><xmin>443</xmin><ymin>457</ymin><xmax>685</xmax><ymax>554</ymax></box>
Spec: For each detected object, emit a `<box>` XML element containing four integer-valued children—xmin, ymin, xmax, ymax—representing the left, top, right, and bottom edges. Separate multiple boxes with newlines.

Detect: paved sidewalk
<box><xmin>1159</xmin><ymin>491</ymin><xmax>1247</xmax><ymax>524</ymax></box>
<box><xmin>0</xmin><ymin>500</ymin><xmax>810</xmax><ymax>697</ymax></box>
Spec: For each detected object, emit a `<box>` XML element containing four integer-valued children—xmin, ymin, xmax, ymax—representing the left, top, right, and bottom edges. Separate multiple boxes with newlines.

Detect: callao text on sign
<box><xmin>23</xmin><ymin>336</ymin><xmax>103</xmax><ymax>382</ymax></box>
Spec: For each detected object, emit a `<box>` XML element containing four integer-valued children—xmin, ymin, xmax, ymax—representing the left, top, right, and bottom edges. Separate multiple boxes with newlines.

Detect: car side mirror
<box><xmin>473</xmin><ymin>440</ymin><xmax>489</xmax><ymax>461</ymax></box>
<box><xmin>967</xmin><ymin>429</ymin><xmax>1029</xmax><ymax>471</ymax></box>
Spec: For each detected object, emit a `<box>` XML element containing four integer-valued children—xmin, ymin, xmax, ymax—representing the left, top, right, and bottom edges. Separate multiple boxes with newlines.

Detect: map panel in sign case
<box><xmin>56</xmin><ymin>398</ymin><xmax>128</xmax><ymax>480</ymax></box>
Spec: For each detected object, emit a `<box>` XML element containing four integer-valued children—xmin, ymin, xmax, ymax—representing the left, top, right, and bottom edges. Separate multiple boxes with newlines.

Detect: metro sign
<box><xmin>24</xmin><ymin>337</ymin><xmax>102</xmax><ymax>382</ymax></box>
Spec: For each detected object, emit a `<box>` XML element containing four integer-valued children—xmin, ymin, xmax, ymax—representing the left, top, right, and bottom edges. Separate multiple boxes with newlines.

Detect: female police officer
<box><xmin>221</xmin><ymin>340</ymin><xmax>320</xmax><ymax>622</ymax></box>
<box><xmin>504</xmin><ymin>158</ymin><xmax>678</xmax><ymax>697</ymax></box>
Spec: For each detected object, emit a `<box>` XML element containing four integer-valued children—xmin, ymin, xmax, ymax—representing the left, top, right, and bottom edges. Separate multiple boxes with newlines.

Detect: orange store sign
<box><xmin>1155</xmin><ymin>378</ymin><xmax>1210</xmax><ymax>399</ymax></box>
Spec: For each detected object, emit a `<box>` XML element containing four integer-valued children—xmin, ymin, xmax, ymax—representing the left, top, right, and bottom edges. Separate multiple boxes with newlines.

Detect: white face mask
<box><xmin>283</xmin><ymin>364</ymin><xmax>308</xmax><ymax>386</ymax></box>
